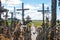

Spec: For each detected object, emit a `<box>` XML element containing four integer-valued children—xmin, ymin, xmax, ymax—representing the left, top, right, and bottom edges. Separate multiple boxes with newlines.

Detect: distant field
<box><xmin>32</xmin><ymin>20</ymin><xmax>43</xmax><ymax>27</ymax></box>
<box><xmin>7</xmin><ymin>20</ymin><xmax>43</xmax><ymax>27</ymax></box>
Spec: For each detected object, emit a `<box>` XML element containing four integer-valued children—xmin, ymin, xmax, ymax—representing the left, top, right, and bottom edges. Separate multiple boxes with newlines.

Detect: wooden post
<box><xmin>50</xmin><ymin>0</ymin><xmax>57</xmax><ymax>40</ymax></box>
<box><xmin>5</xmin><ymin>11</ymin><xmax>8</xmax><ymax>27</ymax></box>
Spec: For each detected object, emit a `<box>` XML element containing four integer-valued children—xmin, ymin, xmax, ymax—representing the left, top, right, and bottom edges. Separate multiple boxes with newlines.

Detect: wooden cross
<box><xmin>50</xmin><ymin>0</ymin><xmax>57</xmax><ymax>40</ymax></box>
<box><xmin>10</xmin><ymin>12</ymin><xmax>15</xmax><ymax>30</ymax></box>
<box><xmin>3</xmin><ymin>11</ymin><xmax>9</xmax><ymax>20</ymax></box>
<box><xmin>37</xmin><ymin>3</ymin><xmax>50</xmax><ymax>40</ymax></box>
<box><xmin>37</xmin><ymin>3</ymin><xmax>49</xmax><ymax>29</ymax></box>
<box><xmin>0</xmin><ymin>0</ymin><xmax>8</xmax><ymax>26</ymax></box>
<box><xmin>17</xmin><ymin>3</ymin><xmax>29</xmax><ymax>25</ymax></box>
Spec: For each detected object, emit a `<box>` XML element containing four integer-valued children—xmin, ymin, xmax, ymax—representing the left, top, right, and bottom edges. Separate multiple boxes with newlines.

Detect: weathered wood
<box><xmin>50</xmin><ymin>0</ymin><xmax>57</xmax><ymax>40</ymax></box>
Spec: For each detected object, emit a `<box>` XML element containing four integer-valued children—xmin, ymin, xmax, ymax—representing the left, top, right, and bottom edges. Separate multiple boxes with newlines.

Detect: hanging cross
<box><xmin>17</xmin><ymin>3</ymin><xmax>29</xmax><ymax>25</ymax></box>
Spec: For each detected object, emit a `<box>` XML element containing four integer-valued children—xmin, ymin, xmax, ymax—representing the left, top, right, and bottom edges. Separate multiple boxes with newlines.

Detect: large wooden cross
<box><xmin>37</xmin><ymin>3</ymin><xmax>49</xmax><ymax>40</ymax></box>
<box><xmin>37</xmin><ymin>3</ymin><xmax>49</xmax><ymax>29</ymax></box>
<box><xmin>17</xmin><ymin>3</ymin><xmax>29</xmax><ymax>25</ymax></box>
<box><xmin>50</xmin><ymin>0</ymin><xmax>57</xmax><ymax>40</ymax></box>
<box><xmin>0</xmin><ymin>0</ymin><xmax>8</xmax><ymax>26</ymax></box>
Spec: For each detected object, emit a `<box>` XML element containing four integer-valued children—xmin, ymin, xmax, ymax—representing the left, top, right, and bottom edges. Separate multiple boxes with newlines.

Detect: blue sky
<box><xmin>1</xmin><ymin>0</ymin><xmax>60</xmax><ymax>20</ymax></box>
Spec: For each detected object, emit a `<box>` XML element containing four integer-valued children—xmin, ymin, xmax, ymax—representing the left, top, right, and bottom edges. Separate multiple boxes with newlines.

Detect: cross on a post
<box><xmin>50</xmin><ymin>0</ymin><xmax>57</xmax><ymax>40</ymax></box>
<box><xmin>0</xmin><ymin>0</ymin><xmax>8</xmax><ymax>26</ymax></box>
<box><xmin>37</xmin><ymin>3</ymin><xmax>49</xmax><ymax>40</ymax></box>
<box><xmin>37</xmin><ymin>3</ymin><xmax>49</xmax><ymax>30</ymax></box>
<box><xmin>17</xmin><ymin>3</ymin><xmax>29</xmax><ymax>25</ymax></box>
<box><xmin>10</xmin><ymin>12</ymin><xmax>15</xmax><ymax>31</ymax></box>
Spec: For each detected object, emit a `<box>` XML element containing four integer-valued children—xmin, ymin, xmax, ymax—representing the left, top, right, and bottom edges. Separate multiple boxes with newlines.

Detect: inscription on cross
<box><xmin>17</xmin><ymin>3</ymin><xmax>29</xmax><ymax>25</ymax></box>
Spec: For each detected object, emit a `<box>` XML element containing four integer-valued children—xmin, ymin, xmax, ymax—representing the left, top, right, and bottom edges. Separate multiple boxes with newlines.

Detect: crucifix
<box><xmin>37</xmin><ymin>3</ymin><xmax>50</xmax><ymax>40</ymax></box>
<box><xmin>0</xmin><ymin>0</ymin><xmax>8</xmax><ymax>26</ymax></box>
<box><xmin>17</xmin><ymin>3</ymin><xmax>29</xmax><ymax>25</ymax></box>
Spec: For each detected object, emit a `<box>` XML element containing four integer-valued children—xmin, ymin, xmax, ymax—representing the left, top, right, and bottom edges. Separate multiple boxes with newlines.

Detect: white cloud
<box><xmin>1</xmin><ymin>0</ymin><xmax>22</xmax><ymax>6</ymax></box>
<box><xmin>23</xmin><ymin>4</ymin><xmax>50</xmax><ymax>20</ymax></box>
<box><xmin>1</xmin><ymin>0</ymin><xmax>51</xmax><ymax>20</ymax></box>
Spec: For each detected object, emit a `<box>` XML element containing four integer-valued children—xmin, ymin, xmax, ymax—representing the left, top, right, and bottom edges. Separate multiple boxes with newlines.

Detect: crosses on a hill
<box><xmin>17</xmin><ymin>3</ymin><xmax>29</xmax><ymax>25</ymax></box>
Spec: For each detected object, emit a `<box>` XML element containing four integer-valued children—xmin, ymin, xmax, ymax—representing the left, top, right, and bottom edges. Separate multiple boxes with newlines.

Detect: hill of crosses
<box><xmin>0</xmin><ymin>0</ymin><xmax>60</xmax><ymax>40</ymax></box>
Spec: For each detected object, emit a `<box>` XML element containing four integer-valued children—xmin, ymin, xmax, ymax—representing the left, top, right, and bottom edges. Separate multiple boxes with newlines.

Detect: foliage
<box><xmin>32</xmin><ymin>20</ymin><xmax>42</xmax><ymax>27</ymax></box>
<box><xmin>56</xmin><ymin>20</ymin><xmax>60</xmax><ymax>23</ymax></box>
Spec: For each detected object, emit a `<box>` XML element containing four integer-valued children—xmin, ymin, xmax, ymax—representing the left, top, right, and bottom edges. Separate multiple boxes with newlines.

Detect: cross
<box><xmin>37</xmin><ymin>3</ymin><xmax>49</xmax><ymax>29</ymax></box>
<box><xmin>50</xmin><ymin>0</ymin><xmax>57</xmax><ymax>40</ymax></box>
<box><xmin>10</xmin><ymin>12</ymin><xmax>15</xmax><ymax>31</ymax></box>
<box><xmin>17</xmin><ymin>3</ymin><xmax>29</xmax><ymax>25</ymax></box>
<box><xmin>37</xmin><ymin>3</ymin><xmax>50</xmax><ymax>40</ymax></box>
<box><xmin>0</xmin><ymin>0</ymin><xmax>8</xmax><ymax>26</ymax></box>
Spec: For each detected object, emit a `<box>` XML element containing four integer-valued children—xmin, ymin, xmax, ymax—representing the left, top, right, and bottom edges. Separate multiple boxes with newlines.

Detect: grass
<box><xmin>27</xmin><ymin>20</ymin><xmax>43</xmax><ymax>28</ymax></box>
<box><xmin>7</xmin><ymin>20</ymin><xmax>43</xmax><ymax>28</ymax></box>
<box><xmin>32</xmin><ymin>20</ymin><xmax>42</xmax><ymax>26</ymax></box>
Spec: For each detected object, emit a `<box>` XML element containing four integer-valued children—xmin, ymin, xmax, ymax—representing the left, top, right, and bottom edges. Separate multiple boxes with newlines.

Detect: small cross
<box><xmin>17</xmin><ymin>3</ymin><xmax>29</xmax><ymax>25</ymax></box>
<box><xmin>3</xmin><ymin>11</ymin><xmax>9</xmax><ymax>20</ymax></box>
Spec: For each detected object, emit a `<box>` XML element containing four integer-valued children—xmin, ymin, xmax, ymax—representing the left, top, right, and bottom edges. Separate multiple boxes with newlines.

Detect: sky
<box><xmin>1</xmin><ymin>0</ymin><xmax>60</xmax><ymax>20</ymax></box>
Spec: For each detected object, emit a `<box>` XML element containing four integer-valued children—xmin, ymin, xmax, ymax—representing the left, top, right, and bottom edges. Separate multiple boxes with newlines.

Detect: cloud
<box><xmin>1</xmin><ymin>0</ymin><xmax>51</xmax><ymax>20</ymax></box>
<box><xmin>23</xmin><ymin>4</ymin><xmax>51</xmax><ymax>20</ymax></box>
<box><xmin>1</xmin><ymin>0</ymin><xmax>22</xmax><ymax>6</ymax></box>
<box><xmin>15</xmin><ymin>4</ymin><xmax>51</xmax><ymax>20</ymax></box>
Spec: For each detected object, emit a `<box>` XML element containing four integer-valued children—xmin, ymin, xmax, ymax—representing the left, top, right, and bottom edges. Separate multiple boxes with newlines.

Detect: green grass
<box><xmin>32</xmin><ymin>20</ymin><xmax>42</xmax><ymax>27</ymax></box>
<box><xmin>26</xmin><ymin>20</ymin><xmax>42</xmax><ymax>28</ymax></box>
<box><xmin>7</xmin><ymin>20</ymin><xmax>43</xmax><ymax>28</ymax></box>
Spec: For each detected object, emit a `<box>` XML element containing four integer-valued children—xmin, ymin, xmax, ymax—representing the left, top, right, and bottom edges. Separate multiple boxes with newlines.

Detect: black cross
<box><xmin>17</xmin><ymin>3</ymin><xmax>29</xmax><ymax>25</ymax></box>
<box><xmin>37</xmin><ymin>3</ymin><xmax>50</xmax><ymax>40</ymax></box>
<box><xmin>0</xmin><ymin>0</ymin><xmax>8</xmax><ymax>26</ymax></box>
<box><xmin>37</xmin><ymin>3</ymin><xmax>49</xmax><ymax>30</ymax></box>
